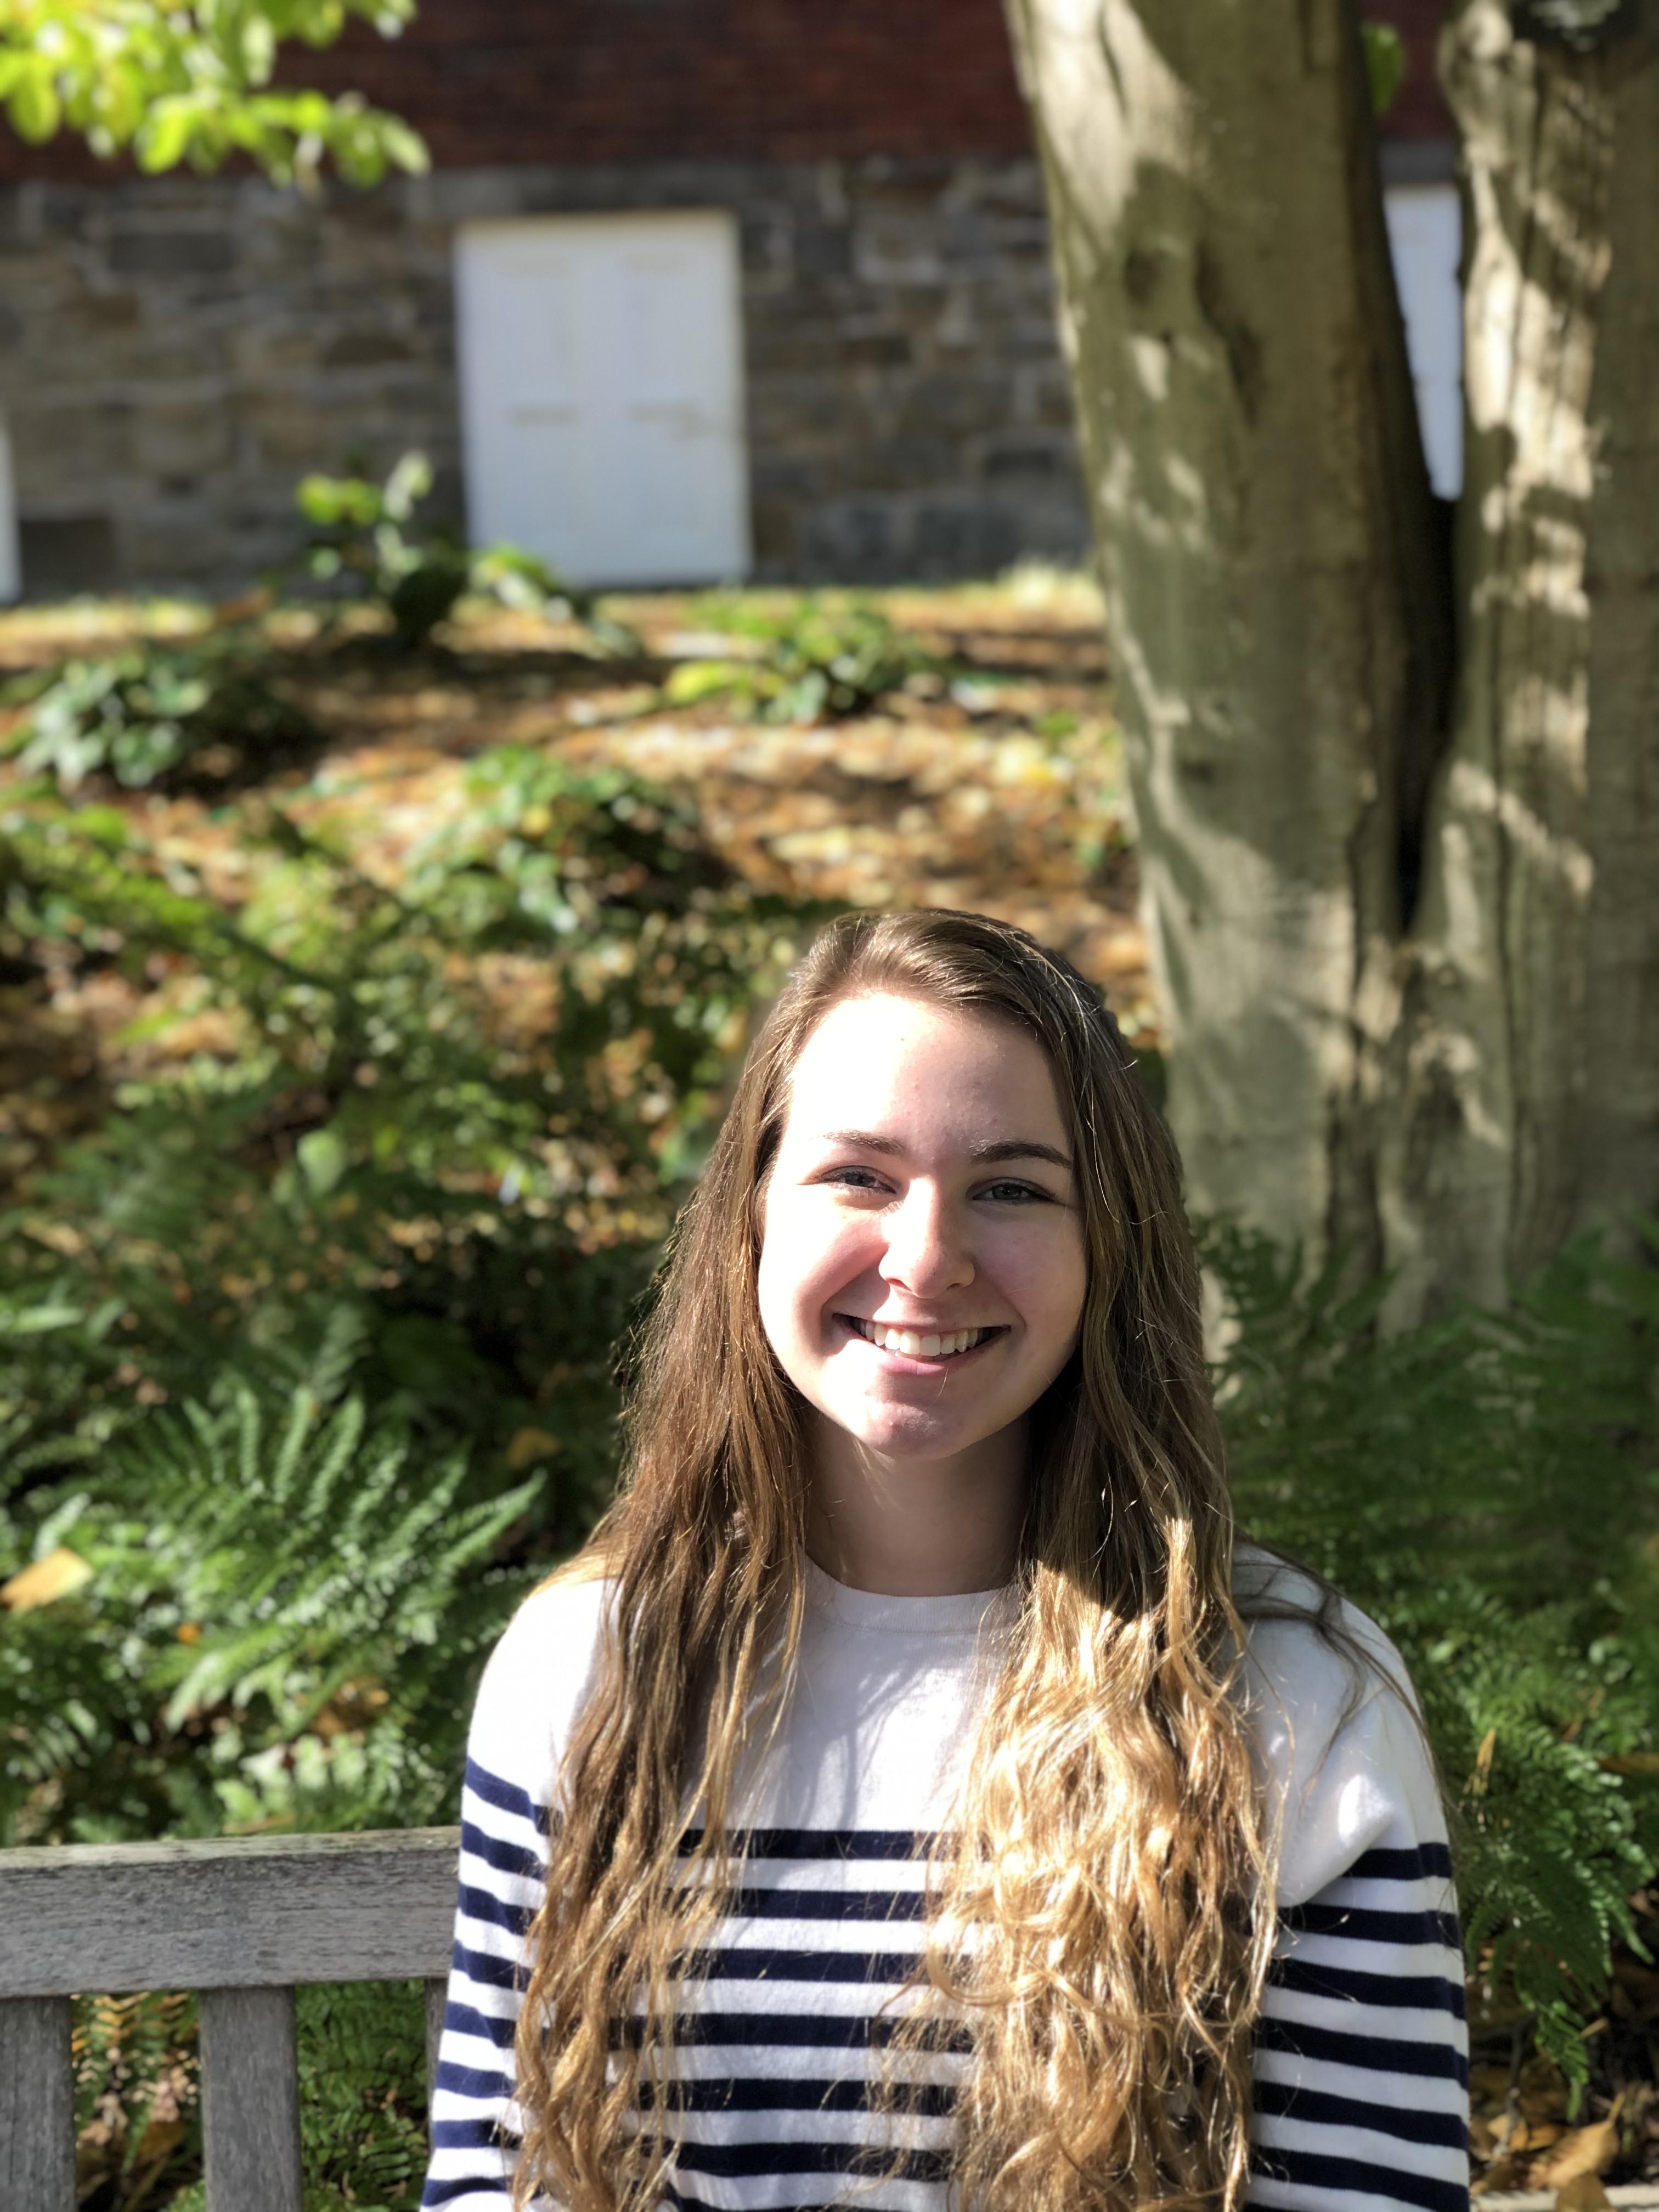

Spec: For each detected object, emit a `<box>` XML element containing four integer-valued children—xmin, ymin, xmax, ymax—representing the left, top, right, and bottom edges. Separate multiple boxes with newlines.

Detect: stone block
<box><xmin>872</xmin><ymin>434</ymin><xmax>958</xmax><ymax>486</ymax></box>
<box><xmin>321</xmin><ymin>330</ymin><xmax>417</xmax><ymax>369</ymax></box>
<box><xmin>109</xmin><ymin>230</ymin><xmax>237</xmax><ymax>277</ymax></box>
<box><xmin>853</xmin><ymin>215</ymin><xmax>946</xmax><ymax>287</ymax></box>
<box><xmin>247</xmin><ymin>398</ymin><xmax>343</xmax><ymax>470</ymax></box>
<box><xmin>121</xmin><ymin>518</ymin><xmax>225</xmax><ymax>584</ymax></box>
<box><xmin>897</xmin><ymin>373</ymin><xmax>1004</xmax><ymax>437</ymax></box>
<box><xmin>16</xmin><ymin>398</ymin><xmax>134</xmax><ymax>478</ymax></box>
<box><xmin>230</xmin><ymin>326</ymin><xmax>321</xmax><ymax>380</ymax></box>
<box><xmin>18</xmin><ymin>514</ymin><xmax>117</xmax><ymax>597</ymax></box>
<box><xmin>841</xmin><ymin>329</ymin><xmax>911</xmax><ymax>368</ymax></box>
<box><xmin>911</xmin><ymin>498</ymin><xmax>1021</xmax><ymax>578</ymax></box>
<box><xmin>981</xmin><ymin>435</ymin><xmax>1076</xmax><ymax>486</ymax></box>
<box><xmin>798</xmin><ymin>496</ymin><xmax>903</xmax><ymax>580</ymax></box>
<box><xmin>792</xmin><ymin>219</ymin><xmax>853</xmax><ymax>281</ymax></box>
<box><xmin>60</xmin><ymin>289</ymin><xmax>144</xmax><ymax>338</ymax></box>
<box><xmin>134</xmin><ymin>402</ymin><xmax>233</xmax><ymax>476</ymax></box>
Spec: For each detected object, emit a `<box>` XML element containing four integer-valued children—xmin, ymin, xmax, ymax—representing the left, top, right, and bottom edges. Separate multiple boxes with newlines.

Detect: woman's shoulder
<box><xmin>465</xmin><ymin>1561</ymin><xmax>616</xmax><ymax>1813</ymax></box>
<box><xmin>1231</xmin><ymin>1544</ymin><xmax>1449</xmax><ymax>1906</ymax></box>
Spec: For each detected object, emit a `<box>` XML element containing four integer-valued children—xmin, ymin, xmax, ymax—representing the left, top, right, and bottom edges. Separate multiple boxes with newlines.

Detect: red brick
<box><xmin>0</xmin><ymin>0</ymin><xmax>1449</xmax><ymax>186</ymax></box>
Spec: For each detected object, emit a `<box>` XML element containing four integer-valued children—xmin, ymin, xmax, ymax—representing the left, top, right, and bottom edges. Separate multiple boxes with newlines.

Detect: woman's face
<box><xmin>757</xmin><ymin>992</ymin><xmax>1088</xmax><ymax>1472</ymax></box>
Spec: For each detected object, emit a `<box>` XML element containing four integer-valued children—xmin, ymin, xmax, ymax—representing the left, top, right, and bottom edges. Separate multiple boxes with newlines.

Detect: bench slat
<box><xmin>0</xmin><ymin>1828</ymin><xmax>459</xmax><ymax>1997</ymax></box>
<box><xmin>0</xmin><ymin>1995</ymin><xmax>75</xmax><ymax>2212</ymax></box>
<box><xmin>426</xmin><ymin>1974</ymin><xmax>449</xmax><ymax>2118</ymax></box>
<box><xmin>201</xmin><ymin>1985</ymin><xmax>304</xmax><ymax>2212</ymax></box>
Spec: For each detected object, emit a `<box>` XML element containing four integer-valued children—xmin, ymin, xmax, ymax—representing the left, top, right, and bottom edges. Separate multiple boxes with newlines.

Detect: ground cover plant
<box><xmin>0</xmin><ymin>580</ymin><xmax>1653</xmax><ymax>2205</ymax></box>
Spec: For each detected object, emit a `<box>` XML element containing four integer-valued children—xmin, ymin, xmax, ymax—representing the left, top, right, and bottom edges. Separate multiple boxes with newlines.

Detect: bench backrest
<box><xmin>0</xmin><ymin>1827</ymin><xmax>460</xmax><ymax>2212</ymax></box>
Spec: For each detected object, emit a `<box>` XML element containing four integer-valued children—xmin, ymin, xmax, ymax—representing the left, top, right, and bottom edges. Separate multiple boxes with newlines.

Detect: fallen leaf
<box><xmin>506</xmin><ymin>1426</ymin><xmax>562</xmax><ymax>1471</ymax></box>
<box><xmin>1554</xmin><ymin>2177</ymin><xmax>1611</xmax><ymax>2210</ymax></box>
<box><xmin>1600</xmin><ymin>1751</ymin><xmax>1659</xmax><ymax>1778</ymax></box>
<box><xmin>1534</xmin><ymin>2100</ymin><xmax>1622</xmax><ymax>2188</ymax></box>
<box><xmin>133</xmin><ymin>2114</ymin><xmax>185</xmax><ymax>2164</ymax></box>
<box><xmin>2</xmin><ymin>1545</ymin><xmax>93</xmax><ymax>1611</ymax></box>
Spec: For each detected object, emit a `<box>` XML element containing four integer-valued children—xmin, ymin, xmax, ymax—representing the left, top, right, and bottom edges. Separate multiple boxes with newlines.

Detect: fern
<box><xmin>1206</xmin><ymin>1220</ymin><xmax>1659</xmax><ymax>2079</ymax></box>
<box><xmin>1</xmin><ymin>1370</ymin><xmax>539</xmax><ymax>1843</ymax></box>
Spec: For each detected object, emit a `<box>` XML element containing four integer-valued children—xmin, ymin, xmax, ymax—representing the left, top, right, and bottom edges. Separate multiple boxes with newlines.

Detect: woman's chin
<box><xmin>833</xmin><ymin>1404</ymin><xmax>996</xmax><ymax>1466</ymax></box>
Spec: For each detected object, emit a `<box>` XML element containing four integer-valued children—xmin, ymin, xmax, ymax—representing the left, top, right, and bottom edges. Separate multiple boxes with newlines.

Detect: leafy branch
<box><xmin>0</xmin><ymin>0</ymin><xmax>429</xmax><ymax>188</ymax></box>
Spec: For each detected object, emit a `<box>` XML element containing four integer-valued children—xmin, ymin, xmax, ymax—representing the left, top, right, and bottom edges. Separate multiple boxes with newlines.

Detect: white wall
<box><xmin>1383</xmin><ymin>181</ymin><xmax>1464</xmax><ymax>500</ymax></box>
<box><xmin>0</xmin><ymin>412</ymin><xmax>19</xmax><ymax>603</ymax></box>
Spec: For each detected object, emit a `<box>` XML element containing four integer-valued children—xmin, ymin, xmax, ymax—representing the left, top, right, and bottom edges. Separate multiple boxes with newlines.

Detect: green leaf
<box><xmin>375</xmin><ymin>114</ymin><xmax>430</xmax><ymax>176</ymax></box>
<box><xmin>297</xmin><ymin>1126</ymin><xmax>349</xmax><ymax>1198</ymax></box>
<box><xmin>134</xmin><ymin>94</ymin><xmax>202</xmax><ymax>173</ymax></box>
<box><xmin>7</xmin><ymin>67</ymin><xmax>62</xmax><ymax>144</ymax></box>
<box><xmin>1361</xmin><ymin>21</ymin><xmax>1407</xmax><ymax>117</ymax></box>
<box><xmin>381</xmin><ymin>452</ymin><xmax>433</xmax><ymax>524</ymax></box>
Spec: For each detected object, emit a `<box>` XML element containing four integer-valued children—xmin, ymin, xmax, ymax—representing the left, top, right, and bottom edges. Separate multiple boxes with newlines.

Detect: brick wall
<box><xmin>0</xmin><ymin>0</ymin><xmax>1450</xmax><ymax>187</ymax></box>
<box><xmin>0</xmin><ymin>0</ymin><xmax>1034</xmax><ymax>184</ymax></box>
<box><xmin>1375</xmin><ymin>0</ymin><xmax>1458</xmax><ymax>143</ymax></box>
<box><xmin>301</xmin><ymin>0</ymin><xmax>1033</xmax><ymax>170</ymax></box>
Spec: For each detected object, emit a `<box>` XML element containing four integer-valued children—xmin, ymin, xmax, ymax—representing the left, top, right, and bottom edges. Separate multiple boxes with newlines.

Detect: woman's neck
<box><xmin>803</xmin><ymin>1413</ymin><xmax>1025</xmax><ymax>1596</ymax></box>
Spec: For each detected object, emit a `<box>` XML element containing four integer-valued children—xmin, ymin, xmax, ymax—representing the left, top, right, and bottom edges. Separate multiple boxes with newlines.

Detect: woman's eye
<box><xmin>981</xmin><ymin>1180</ymin><xmax>1051</xmax><ymax>1204</ymax></box>
<box><xmin>823</xmin><ymin>1167</ymin><xmax>889</xmax><ymax>1193</ymax></box>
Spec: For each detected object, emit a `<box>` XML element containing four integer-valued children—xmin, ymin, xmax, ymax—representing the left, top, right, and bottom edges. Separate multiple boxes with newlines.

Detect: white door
<box><xmin>455</xmin><ymin>211</ymin><xmax>751</xmax><ymax>588</ymax></box>
<box><xmin>1384</xmin><ymin>183</ymin><xmax>1463</xmax><ymax>500</ymax></box>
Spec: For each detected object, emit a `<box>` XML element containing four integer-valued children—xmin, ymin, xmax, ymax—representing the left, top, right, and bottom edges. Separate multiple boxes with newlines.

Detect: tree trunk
<box><xmin>1007</xmin><ymin>0</ymin><xmax>1659</xmax><ymax>1311</ymax></box>
<box><xmin>1003</xmin><ymin>0</ymin><xmax>1452</xmax><ymax>1283</ymax></box>
<box><xmin>1382</xmin><ymin>0</ymin><xmax>1659</xmax><ymax>1314</ymax></box>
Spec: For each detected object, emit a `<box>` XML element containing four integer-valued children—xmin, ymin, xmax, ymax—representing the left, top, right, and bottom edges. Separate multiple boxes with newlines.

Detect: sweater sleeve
<box><xmin>421</xmin><ymin>1579</ymin><xmax>607</xmax><ymax>2212</ymax></box>
<box><xmin>1242</xmin><ymin>1588</ymin><xmax>1470</xmax><ymax>2212</ymax></box>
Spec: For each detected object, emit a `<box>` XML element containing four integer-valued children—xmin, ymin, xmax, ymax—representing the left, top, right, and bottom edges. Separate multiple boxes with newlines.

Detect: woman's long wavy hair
<box><xmin>512</xmin><ymin>908</ymin><xmax>1277</xmax><ymax>2212</ymax></box>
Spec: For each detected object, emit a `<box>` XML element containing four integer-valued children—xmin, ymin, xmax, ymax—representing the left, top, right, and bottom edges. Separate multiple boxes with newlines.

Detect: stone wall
<box><xmin>0</xmin><ymin>155</ymin><xmax>1091</xmax><ymax>596</ymax></box>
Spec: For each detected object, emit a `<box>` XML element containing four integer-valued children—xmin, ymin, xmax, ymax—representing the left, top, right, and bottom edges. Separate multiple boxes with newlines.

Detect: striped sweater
<box><xmin>423</xmin><ymin>1555</ymin><xmax>1469</xmax><ymax>2212</ymax></box>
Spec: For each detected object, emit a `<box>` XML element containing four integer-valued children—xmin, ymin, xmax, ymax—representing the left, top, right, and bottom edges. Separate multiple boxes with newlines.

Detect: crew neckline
<box><xmin>802</xmin><ymin>1552</ymin><xmax>1014</xmax><ymax>1634</ymax></box>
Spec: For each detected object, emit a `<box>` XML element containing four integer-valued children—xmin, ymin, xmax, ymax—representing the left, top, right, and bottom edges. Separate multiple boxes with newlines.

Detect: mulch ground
<box><xmin>0</xmin><ymin>577</ymin><xmax>1149</xmax><ymax>1199</ymax></box>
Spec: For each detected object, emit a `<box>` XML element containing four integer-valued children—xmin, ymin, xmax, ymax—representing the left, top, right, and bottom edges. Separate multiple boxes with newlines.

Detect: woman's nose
<box><xmin>878</xmin><ymin>1186</ymin><xmax>974</xmax><ymax>1295</ymax></box>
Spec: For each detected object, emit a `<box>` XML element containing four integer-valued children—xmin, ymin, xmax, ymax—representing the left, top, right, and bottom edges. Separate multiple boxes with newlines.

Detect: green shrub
<box><xmin>288</xmin><ymin>450</ymin><xmax>640</xmax><ymax>655</ymax></box>
<box><xmin>663</xmin><ymin>594</ymin><xmax>938</xmax><ymax>721</ymax></box>
<box><xmin>0</xmin><ymin>751</ymin><xmax>826</xmax><ymax>1846</ymax></box>
<box><xmin>6</xmin><ymin>635</ymin><xmax>320</xmax><ymax>793</ymax></box>
<box><xmin>296</xmin><ymin>1980</ymin><xmax>428</xmax><ymax>2212</ymax></box>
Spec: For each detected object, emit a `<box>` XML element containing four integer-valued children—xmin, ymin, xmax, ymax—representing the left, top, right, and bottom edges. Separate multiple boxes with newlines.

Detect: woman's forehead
<box><xmin>781</xmin><ymin>992</ymin><xmax>1068</xmax><ymax>1141</ymax></box>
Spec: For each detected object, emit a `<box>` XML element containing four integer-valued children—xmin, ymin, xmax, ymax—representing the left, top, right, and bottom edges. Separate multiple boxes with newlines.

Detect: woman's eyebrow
<box><xmin>817</xmin><ymin>1130</ymin><xmax>1074</xmax><ymax>1172</ymax></box>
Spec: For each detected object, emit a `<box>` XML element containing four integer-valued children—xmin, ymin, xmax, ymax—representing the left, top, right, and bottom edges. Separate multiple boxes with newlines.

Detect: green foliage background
<box><xmin>0</xmin><ymin>0</ymin><xmax>429</xmax><ymax>189</ymax></box>
<box><xmin>0</xmin><ymin>602</ymin><xmax>1654</xmax><ymax>2202</ymax></box>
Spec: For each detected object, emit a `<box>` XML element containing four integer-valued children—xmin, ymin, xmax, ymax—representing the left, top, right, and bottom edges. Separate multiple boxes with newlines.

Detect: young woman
<box><xmin>422</xmin><ymin>909</ymin><xmax>1468</xmax><ymax>2212</ymax></box>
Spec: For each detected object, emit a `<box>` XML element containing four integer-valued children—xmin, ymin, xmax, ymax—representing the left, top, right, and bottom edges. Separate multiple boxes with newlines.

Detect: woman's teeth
<box><xmin>850</xmin><ymin>1319</ymin><xmax>992</xmax><ymax>1359</ymax></box>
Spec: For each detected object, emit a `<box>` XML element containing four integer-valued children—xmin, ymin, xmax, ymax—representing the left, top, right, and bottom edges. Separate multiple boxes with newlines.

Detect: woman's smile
<box><xmin>837</xmin><ymin>1313</ymin><xmax>1007</xmax><ymax>1363</ymax></box>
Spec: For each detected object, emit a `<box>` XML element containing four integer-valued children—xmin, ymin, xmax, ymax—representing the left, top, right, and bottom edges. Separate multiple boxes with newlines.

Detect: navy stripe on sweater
<box><xmin>427</xmin><ymin>1742</ymin><xmax>1468</xmax><ymax>2212</ymax></box>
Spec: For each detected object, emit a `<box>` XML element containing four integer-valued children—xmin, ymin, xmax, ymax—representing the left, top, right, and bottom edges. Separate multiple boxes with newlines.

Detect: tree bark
<box><xmin>1578</xmin><ymin>20</ymin><xmax>1659</xmax><ymax>1252</ymax></box>
<box><xmin>1380</xmin><ymin>1</ymin><xmax>1659</xmax><ymax>1314</ymax></box>
<box><xmin>1003</xmin><ymin>0</ymin><xmax>1451</xmax><ymax>1284</ymax></box>
<box><xmin>1008</xmin><ymin>0</ymin><xmax>1659</xmax><ymax>1312</ymax></box>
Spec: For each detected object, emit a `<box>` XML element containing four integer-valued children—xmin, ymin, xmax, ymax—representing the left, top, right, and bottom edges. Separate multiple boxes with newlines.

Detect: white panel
<box><xmin>1384</xmin><ymin>183</ymin><xmax>1464</xmax><ymax>500</ymax></box>
<box><xmin>0</xmin><ymin>411</ymin><xmax>19</xmax><ymax>603</ymax></box>
<box><xmin>455</xmin><ymin>211</ymin><xmax>750</xmax><ymax>589</ymax></box>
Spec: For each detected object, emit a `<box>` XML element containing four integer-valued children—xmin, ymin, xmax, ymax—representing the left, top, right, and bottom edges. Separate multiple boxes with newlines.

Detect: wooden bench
<box><xmin>0</xmin><ymin>1827</ymin><xmax>461</xmax><ymax>2212</ymax></box>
